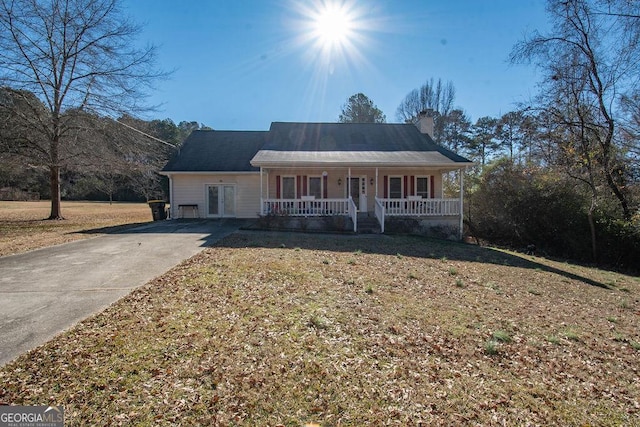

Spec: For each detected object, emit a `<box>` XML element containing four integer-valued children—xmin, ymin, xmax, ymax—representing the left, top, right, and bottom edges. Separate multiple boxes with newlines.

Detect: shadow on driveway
<box><xmin>79</xmin><ymin>218</ymin><xmax>255</xmax><ymax>247</ymax></box>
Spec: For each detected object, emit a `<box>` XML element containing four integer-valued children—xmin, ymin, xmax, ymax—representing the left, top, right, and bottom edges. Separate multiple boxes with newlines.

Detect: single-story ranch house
<box><xmin>160</xmin><ymin>114</ymin><xmax>473</xmax><ymax>238</ymax></box>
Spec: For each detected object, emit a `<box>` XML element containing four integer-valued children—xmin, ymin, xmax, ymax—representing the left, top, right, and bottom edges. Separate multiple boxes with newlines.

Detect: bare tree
<box><xmin>116</xmin><ymin>116</ymin><xmax>175</xmax><ymax>201</ymax></box>
<box><xmin>0</xmin><ymin>88</ymin><xmax>50</xmax><ymax>164</ymax></box>
<box><xmin>545</xmin><ymin>63</ymin><xmax>602</xmax><ymax>261</ymax></box>
<box><xmin>511</xmin><ymin>0</ymin><xmax>639</xmax><ymax>219</ymax></box>
<box><xmin>396</xmin><ymin>78</ymin><xmax>456</xmax><ymax>144</ymax></box>
<box><xmin>0</xmin><ymin>0</ymin><xmax>164</xmax><ymax>219</ymax></box>
<box><xmin>619</xmin><ymin>94</ymin><xmax>640</xmax><ymax>161</ymax></box>
<box><xmin>396</xmin><ymin>78</ymin><xmax>455</xmax><ymax>122</ymax></box>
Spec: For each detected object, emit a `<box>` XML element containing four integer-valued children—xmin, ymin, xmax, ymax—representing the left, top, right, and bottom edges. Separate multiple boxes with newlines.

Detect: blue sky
<box><xmin>124</xmin><ymin>0</ymin><xmax>549</xmax><ymax>130</ymax></box>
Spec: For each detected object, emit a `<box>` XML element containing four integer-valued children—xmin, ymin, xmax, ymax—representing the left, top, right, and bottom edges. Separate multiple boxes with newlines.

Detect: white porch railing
<box><xmin>261</xmin><ymin>197</ymin><xmax>460</xmax><ymax>233</ymax></box>
<box><xmin>262</xmin><ymin>198</ymin><xmax>350</xmax><ymax>216</ymax></box>
<box><xmin>374</xmin><ymin>198</ymin><xmax>385</xmax><ymax>233</ymax></box>
<box><xmin>375</xmin><ymin>197</ymin><xmax>461</xmax><ymax>216</ymax></box>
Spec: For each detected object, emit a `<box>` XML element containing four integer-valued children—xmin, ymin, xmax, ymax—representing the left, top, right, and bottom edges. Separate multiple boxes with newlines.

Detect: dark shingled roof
<box><xmin>162</xmin><ymin>123</ymin><xmax>472</xmax><ymax>172</ymax></box>
<box><xmin>264</xmin><ymin>122</ymin><xmax>470</xmax><ymax>163</ymax></box>
<box><xmin>162</xmin><ymin>130</ymin><xmax>266</xmax><ymax>172</ymax></box>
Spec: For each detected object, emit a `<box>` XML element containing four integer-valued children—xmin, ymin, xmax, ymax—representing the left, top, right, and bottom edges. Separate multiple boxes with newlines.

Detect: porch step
<box><xmin>357</xmin><ymin>215</ymin><xmax>381</xmax><ymax>234</ymax></box>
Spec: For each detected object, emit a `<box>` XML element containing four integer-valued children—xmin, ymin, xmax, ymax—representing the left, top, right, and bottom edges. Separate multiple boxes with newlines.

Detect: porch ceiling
<box><xmin>250</xmin><ymin>150</ymin><xmax>473</xmax><ymax>168</ymax></box>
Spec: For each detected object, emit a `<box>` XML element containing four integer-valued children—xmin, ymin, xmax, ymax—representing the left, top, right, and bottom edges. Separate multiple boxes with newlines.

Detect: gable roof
<box><xmin>162</xmin><ymin>130</ymin><xmax>266</xmax><ymax>172</ymax></box>
<box><xmin>161</xmin><ymin>122</ymin><xmax>472</xmax><ymax>173</ymax></box>
<box><xmin>250</xmin><ymin>122</ymin><xmax>472</xmax><ymax>167</ymax></box>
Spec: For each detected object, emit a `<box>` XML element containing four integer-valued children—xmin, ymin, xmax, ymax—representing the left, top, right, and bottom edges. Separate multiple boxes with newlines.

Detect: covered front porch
<box><xmin>257</xmin><ymin>166</ymin><xmax>465</xmax><ymax>237</ymax></box>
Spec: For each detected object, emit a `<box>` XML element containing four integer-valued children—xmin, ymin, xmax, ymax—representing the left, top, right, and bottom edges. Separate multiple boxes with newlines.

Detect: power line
<box><xmin>114</xmin><ymin>118</ymin><xmax>177</xmax><ymax>148</ymax></box>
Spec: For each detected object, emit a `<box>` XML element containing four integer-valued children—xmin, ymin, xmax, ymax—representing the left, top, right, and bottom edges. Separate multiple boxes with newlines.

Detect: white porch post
<box><xmin>375</xmin><ymin>168</ymin><xmax>379</xmax><ymax>198</ymax></box>
<box><xmin>168</xmin><ymin>175</ymin><xmax>174</xmax><ymax>219</ymax></box>
<box><xmin>459</xmin><ymin>168</ymin><xmax>464</xmax><ymax>240</ymax></box>
<box><xmin>348</xmin><ymin>167</ymin><xmax>351</xmax><ymax>199</ymax></box>
<box><xmin>260</xmin><ymin>167</ymin><xmax>263</xmax><ymax>215</ymax></box>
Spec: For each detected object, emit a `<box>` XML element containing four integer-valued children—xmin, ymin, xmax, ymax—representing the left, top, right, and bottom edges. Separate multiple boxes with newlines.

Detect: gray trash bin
<box><xmin>148</xmin><ymin>200</ymin><xmax>167</xmax><ymax>221</ymax></box>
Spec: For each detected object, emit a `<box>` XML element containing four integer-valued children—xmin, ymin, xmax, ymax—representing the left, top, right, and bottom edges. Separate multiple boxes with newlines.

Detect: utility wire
<box><xmin>114</xmin><ymin>117</ymin><xmax>177</xmax><ymax>148</ymax></box>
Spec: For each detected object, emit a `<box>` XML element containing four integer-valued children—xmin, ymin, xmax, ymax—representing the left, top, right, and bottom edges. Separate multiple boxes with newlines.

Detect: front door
<box><xmin>207</xmin><ymin>185</ymin><xmax>236</xmax><ymax>217</ymax></box>
<box><xmin>349</xmin><ymin>176</ymin><xmax>367</xmax><ymax>212</ymax></box>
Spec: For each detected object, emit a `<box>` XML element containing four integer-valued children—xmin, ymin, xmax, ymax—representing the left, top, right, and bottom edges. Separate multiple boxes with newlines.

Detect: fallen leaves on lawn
<box><xmin>0</xmin><ymin>201</ymin><xmax>151</xmax><ymax>256</ymax></box>
<box><xmin>0</xmin><ymin>231</ymin><xmax>638</xmax><ymax>426</ymax></box>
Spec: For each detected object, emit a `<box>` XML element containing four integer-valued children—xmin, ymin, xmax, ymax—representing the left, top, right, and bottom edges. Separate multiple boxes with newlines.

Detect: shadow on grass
<box><xmin>80</xmin><ymin>221</ymin><xmax>616</xmax><ymax>290</ymax></box>
<box><xmin>218</xmin><ymin>230</ymin><xmax>614</xmax><ymax>290</ymax></box>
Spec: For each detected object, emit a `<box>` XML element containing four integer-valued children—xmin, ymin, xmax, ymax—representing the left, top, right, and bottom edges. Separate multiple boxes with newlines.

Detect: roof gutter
<box><xmin>249</xmin><ymin>161</ymin><xmax>475</xmax><ymax>168</ymax></box>
<box><xmin>159</xmin><ymin>171</ymin><xmax>261</xmax><ymax>176</ymax></box>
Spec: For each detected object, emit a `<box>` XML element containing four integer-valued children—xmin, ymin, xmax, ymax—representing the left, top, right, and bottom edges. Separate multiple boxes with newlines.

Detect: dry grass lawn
<box><xmin>0</xmin><ymin>230</ymin><xmax>638</xmax><ymax>426</ymax></box>
<box><xmin>0</xmin><ymin>201</ymin><xmax>152</xmax><ymax>257</ymax></box>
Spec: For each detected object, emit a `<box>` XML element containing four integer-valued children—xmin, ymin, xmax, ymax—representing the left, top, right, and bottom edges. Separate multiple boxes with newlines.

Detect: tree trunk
<box><xmin>603</xmin><ymin>167</ymin><xmax>630</xmax><ymax>220</ymax></box>
<box><xmin>48</xmin><ymin>164</ymin><xmax>63</xmax><ymax>219</ymax></box>
<box><xmin>587</xmin><ymin>192</ymin><xmax>597</xmax><ymax>263</ymax></box>
<box><xmin>48</xmin><ymin>135</ymin><xmax>64</xmax><ymax>220</ymax></box>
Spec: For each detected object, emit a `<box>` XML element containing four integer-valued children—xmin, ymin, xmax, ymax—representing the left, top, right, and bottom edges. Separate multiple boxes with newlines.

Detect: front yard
<box><xmin>0</xmin><ymin>201</ymin><xmax>152</xmax><ymax>256</ymax></box>
<box><xmin>0</xmin><ymin>231</ymin><xmax>638</xmax><ymax>425</ymax></box>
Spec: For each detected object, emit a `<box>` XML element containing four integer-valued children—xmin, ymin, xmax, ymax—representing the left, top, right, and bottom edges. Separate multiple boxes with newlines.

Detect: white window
<box><xmin>415</xmin><ymin>176</ymin><xmax>430</xmax><ymax>198</ymax></box>
<box><xmin>282</xmin><ymin>176</ymin><xmax>296</xmax><ymax>199</ymax></box>
<box><xmin>389</xmin><ymin>176</ymin><xmax>403</xmax><ymax>199</ymax></box>
<box><xmin>308</xmin><ymin>176</ymin><xmax>322</xmax><ymax>199</ymax></box>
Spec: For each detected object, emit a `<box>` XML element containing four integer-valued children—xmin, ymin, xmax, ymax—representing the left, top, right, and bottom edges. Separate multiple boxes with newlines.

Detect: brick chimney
<box><xmin>414</xmin><ymin>109</ymin><xmax>435</xmax><ymax>139</ymax></box>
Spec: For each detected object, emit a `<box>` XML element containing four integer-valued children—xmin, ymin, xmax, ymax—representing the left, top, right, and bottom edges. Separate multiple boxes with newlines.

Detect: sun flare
<box><xmin>291</xmin><ymin>0</ymin><xmax>368</xmax><ymax>61</ymax></box>
<box><xmin>286</xmin><ymin>0</ymin><xmax>381</xmax><ymax>100</ymax></box>
<box><xmin>312</xmin><ymin>3</ymin><xmax>353</xmax><ymax>47</ymax></box>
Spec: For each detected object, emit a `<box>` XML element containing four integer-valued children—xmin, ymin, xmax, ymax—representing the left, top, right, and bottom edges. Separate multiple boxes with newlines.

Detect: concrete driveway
<box><xmin>0</xmin><ymin>219</ymin><xmax>248</xmax><ymax>366</ymax></box>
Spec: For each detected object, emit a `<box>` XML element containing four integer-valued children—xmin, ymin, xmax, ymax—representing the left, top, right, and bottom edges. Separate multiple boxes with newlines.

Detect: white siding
<box><xmin>169</xmin><ymin>173</ymin><xmax>261</xmax><ymax>218</ymax></box>
<box><xmin>169</xmin><ymin>168</ymin><xmax>454</xmax><ymax>218</ymax></box>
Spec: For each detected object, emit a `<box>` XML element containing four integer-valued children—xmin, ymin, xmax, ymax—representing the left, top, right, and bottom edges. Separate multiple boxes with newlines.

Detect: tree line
<box><xmin>470</xmin><ymin>0</ymin><xmax>639</xmax><ymax>270</ymax></box>
<box><xmin>0</xmin><ymin>89</ymin><xmax>207</xmax><ymax>203</ymax></box>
